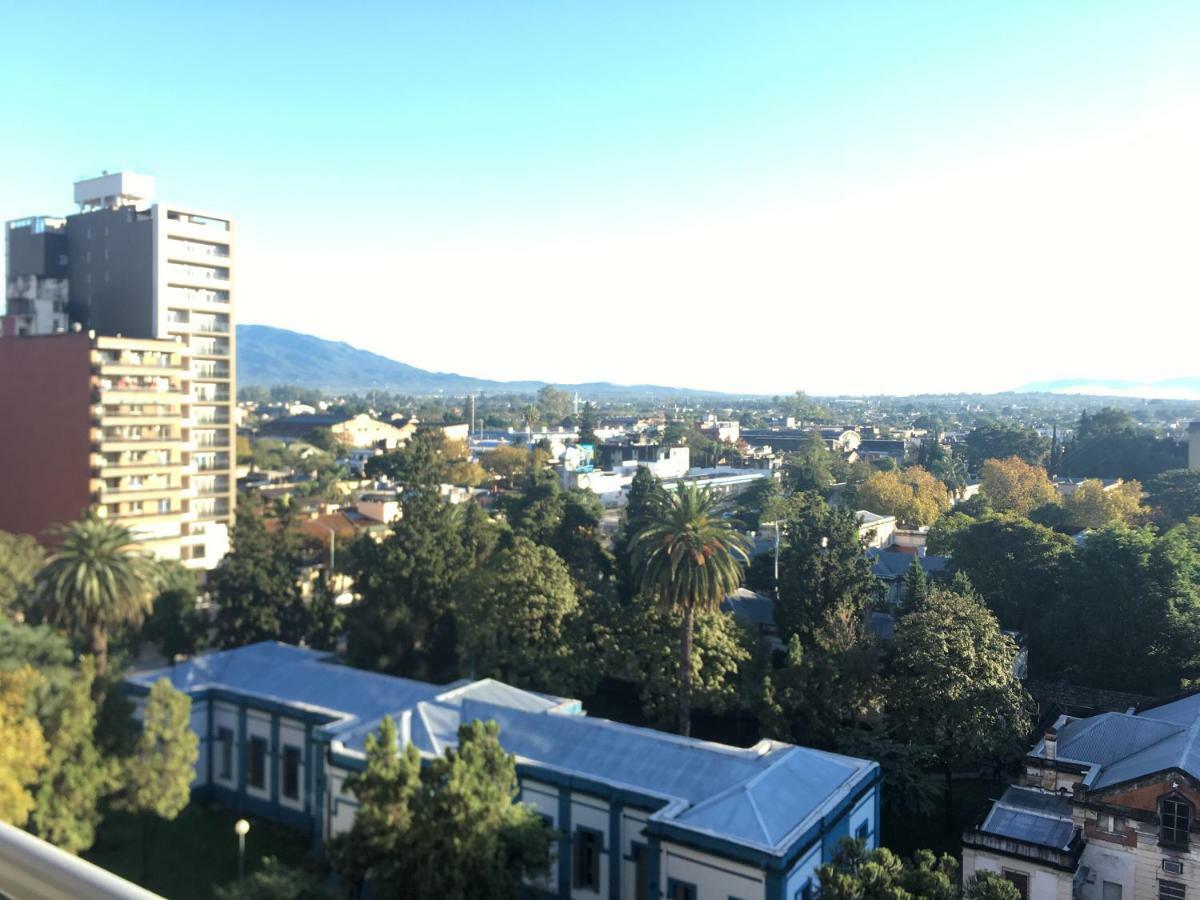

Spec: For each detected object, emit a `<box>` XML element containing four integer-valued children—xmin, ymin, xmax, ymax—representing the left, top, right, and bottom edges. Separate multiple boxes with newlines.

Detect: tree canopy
<box><xmin>334</xmin><ymin>718</ymin><xmax>554</xmax><ymax>900</ymax></box>
<box><xmin>979</xmin><ymin>456</ymin><xmax>1058</xmax><ymax>516</ymax></box>
<box><xmin>458</xmin><ymin>536</ymin><xmax>579</xmax><ymax>692</ymax></box>
<box><xmin>34</xmin><ymin>512</ymin><xmax>159</xmax><ymax>680</ymax></box>
<box><xmin>631</xmin><ymin>484</ymin><xmax>750</xmax><ymax>735</ymax></box>
<box><xmin>856</xmin><ymin>466</ymin><xmax>951</xmax><ymax>526</ymax></box>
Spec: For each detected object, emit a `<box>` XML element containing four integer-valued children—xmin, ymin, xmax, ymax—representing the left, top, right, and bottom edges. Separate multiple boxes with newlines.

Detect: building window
<box><xmin>1003</xmin><ymin>870</ymin><xmax>1030</xmax><ymax>900</ymax></box>
<box><xmin>1161</xmin><ymin>881</ymin><xmax>1186</xmax><ymax>900</ymax></box>
<box><xmin>282</xmin><ymin>745</ymin><xmax>301</xmax><ymax>800</ymax></box>
<box><xmin>247</xmin><ymin>736</ymin><xmax>267</xmax><ymax>789</ymax></box>
<box><xmin>218</xmin><ymin>727</ymin><xmax>233</xmax><ymax>779</ymax></box>
<box><xmin>572</xmin><ymin>828</ymin><xmax>602</xmax><ymax>892</ymax></box>
<box><xmin>1161</xmin><ymin>795</ymin><xmax>1192</xmax><ymax>847</ymax></box>
<box><xmin>856</xmin><ymin>820</ymin><xmax>871</xmax><ymax>842</ymax></box>
<box><xmin>667</xmin><ymin>880</ymin><xmax>697</xmax><ymax>900</ymax></box>
<box><xmin>798</xmin><ymin>883</ymin><xmax>815</xmax><ymax>900</ymax></box>
<box><xmin>630</xmin><ymin>843</ymin><xmax>647</xmax><ymax>900</ymax></box>
<box><xmin>1103</xmin><ymin>882</ymin><xmax>1122</xmax><ymax>900</ymax></box>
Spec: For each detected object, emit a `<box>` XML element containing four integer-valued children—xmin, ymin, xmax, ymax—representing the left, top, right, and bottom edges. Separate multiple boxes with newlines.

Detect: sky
<box><xmin>2</xmin><ymin>1</ymin><xmax>1199</xmax><ymax>395</ymax></box>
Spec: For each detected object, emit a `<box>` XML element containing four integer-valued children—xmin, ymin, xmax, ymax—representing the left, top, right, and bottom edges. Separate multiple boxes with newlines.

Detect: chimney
<box><xmin>1044</xmin><ymin>727</ymin><xmax>1058</xmax><ymax>762</ymax></box>
<box><xmin>398</xmin><ymin>710</ymin><xmax>412</xmax><ymax>748</ymax></box>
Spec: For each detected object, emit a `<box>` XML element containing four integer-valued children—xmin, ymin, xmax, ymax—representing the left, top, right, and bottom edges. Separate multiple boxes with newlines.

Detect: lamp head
<box><xmin>235</xmin><ymin>819</ymin><xmax>250</xmax><ymax>836</ymax></box>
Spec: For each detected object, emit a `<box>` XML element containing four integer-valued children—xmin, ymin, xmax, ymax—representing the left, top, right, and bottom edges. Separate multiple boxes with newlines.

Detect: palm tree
<box><xmin>631</xmin><ymin>484</ymin><xmax>751</xmax><ymax>736</ymax></box>
<box><xmin>36</xmin><ymin>511</ymin><xmax>159</xmax><ymax>680</ymax></box>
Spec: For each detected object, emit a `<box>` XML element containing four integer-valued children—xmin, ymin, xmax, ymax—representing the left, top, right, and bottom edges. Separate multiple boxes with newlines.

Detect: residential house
<box><xmin>259</xmin><ymin>413</ymin><xmax>412</xmax><ymax>449</ymax></box>
<box><xmin>964</xmin><ymin>691</ymin><xmax>1200</xmax><ymax>900</ymax></box>
<box><xmin>866</xmin><ymin>548</ymin><xmax>949</xmax><ymax>606</ymax></box>
<box><xmin>856</xmin><ymin>510</ymin><xmax>897</xmax><ymax>549</ymax></box>
<box><xmin>126</xmin><ymin>642</ymin><xmax>881</xmax><ymax>900</ymax></box>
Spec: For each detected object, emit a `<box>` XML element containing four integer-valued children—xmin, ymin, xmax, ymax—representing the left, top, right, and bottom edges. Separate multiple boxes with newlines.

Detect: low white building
<box><xmin>126</xmin><ymin>643</ymin><xmax>882</xmax><ymax>900</ymax></box>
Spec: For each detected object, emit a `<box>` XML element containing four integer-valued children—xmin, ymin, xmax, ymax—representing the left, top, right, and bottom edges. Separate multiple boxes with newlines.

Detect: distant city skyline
<box><xmin>3</xmin><ymin>1</ymin><xmax>1198</xmax><ymax>395</ymax></box>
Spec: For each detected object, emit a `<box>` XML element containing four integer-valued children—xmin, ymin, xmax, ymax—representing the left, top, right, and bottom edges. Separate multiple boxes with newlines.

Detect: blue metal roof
<box><xmin>128</xmin><ymin>642</ymin><xmax>877</xmax><ymax>856</ymax></box>
<box><xmin>866</xmin><ymin>548</ymin><xmax>949</xmax><ymax>580</ymax></box>
<box><xmin>1029</xmin><ymin>693</ymin><xmax>1200</xmax><ymax>791</ymax></box>
<box><xmin>980</xmin><ymin>787</ymin><xmax>1075</xmax><ymax>850</ymax></box>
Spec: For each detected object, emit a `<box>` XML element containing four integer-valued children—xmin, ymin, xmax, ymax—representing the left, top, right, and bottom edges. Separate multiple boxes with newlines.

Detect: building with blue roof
<box><xmin>963</xmin><ymin>692</ymin><xmax>1200</xmax><ymax>900</ymax></box>
<box><xmin>126</xmin><ymin>642</ymin><xmax>880</xmax><ymax>900</ymax></box>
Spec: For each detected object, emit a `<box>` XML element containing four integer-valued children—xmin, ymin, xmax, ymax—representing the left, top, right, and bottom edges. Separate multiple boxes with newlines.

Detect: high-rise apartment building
<box><xmin>1</xmin><ymin>172</ymin><xmax>235</xmax><ymax>568</ymax></box>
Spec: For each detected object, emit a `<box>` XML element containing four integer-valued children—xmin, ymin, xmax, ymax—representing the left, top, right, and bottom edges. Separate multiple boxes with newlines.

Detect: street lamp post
<box><xmin>234</xmin><ymin>819</ymin><xmax>250</xmax><ymax>882</ymax></box>
<box><xmin>311</xmin><ymin>520</ymin><xmax>336</xmax><ymax>572</ymax></box>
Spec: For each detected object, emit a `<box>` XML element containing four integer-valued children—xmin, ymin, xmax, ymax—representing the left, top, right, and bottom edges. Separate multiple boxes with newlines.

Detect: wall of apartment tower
<box><xmin>61</xmin><ymin>204</ymin><xmax>237</xmax><ymax>555</ymax></box>
<box><xmin>0</xmin><ymin>333</ymin><xmax>94</xmax><ymax>539</ymax></box>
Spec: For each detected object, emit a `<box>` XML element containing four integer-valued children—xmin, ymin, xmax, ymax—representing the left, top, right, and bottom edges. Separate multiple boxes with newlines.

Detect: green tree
<box><xmin>34</xmin><ymin>512</ymin><xmax>159</xmax><ymax>680</ymax></box>
<box><xmin>345</xmin><ymin>487</ymin><xmax>474</xmax><ymax>680</ymax></box>
<box><xmin>577</xmin><ymin>401</ymin><xmax>598</xmax><ymax>447</ymax></box>
<box><xmin>0</xmin><ymin>530</ymin><xmax>45</xmax><ymax>616</ymax></box>
<box><xmin>1147</xmin><ymin>469</ymin><xmax>1200</xmax><ymax>526</ymax></box>
<box><xmin>142</xmin><ymin>561</ymin><xmax>206</xmax><ymax>660</ymax></box>
<box><xmin>889</xmin><ymin>588</ymin><xmax>1032</xmax><ymax>829</ymax></box>
<box><xmin>963</xmin><ymin>873</ymin><xmax>1022</xmax><ymax>900</ymax></box>
<box><xmin>964</xmin><ymin>424</ymin><xmax>1049</xmax><ymax>469</ymax></box>
<box><xmin>631</xmin><ymin>485</ymin><xmax>751</xmax><ymax>735</ymax></box>
<box><xmin>759</xmin><ymin>609</ymin><xmax>882</xmax><ymax>749</ymax></box>
<box><xmin>782</xmin><ymin>432</ymin><xmax>835</xmax><ymax>494</ymax></box>
<box><xmin>118</xmin><ymin>678</ymin><xmax>199</xmax><ymax>879</ymax></box>
<box><xmin>548</xmin><ymin>490</ymin><xmax>614</xmax><ymax>597</ymax></box>
<box><xmin>775</xmin><ymin>493</ymin><xmax>880</xmax><ymax>641</ymax></box>
<box><xmin>365</xmin><ymin>429</ymin><xmax>480</xmax><ymax>486</ymax></box>
<box><xmin>215</xmin><ymin>858</ymin><xmax>339</xmax><ymax>900</ymax></box>
<box><xmin>0</xmin><ymin>665</ymin><xmax>47</xmax><ymax>826</ymax></box>
<box><xmin>211</xmin><ymin>501</ymin><xmax>307</xmax><ymax>648</ymax></box>
<box><xmin>623</xmin><ymin>603</ymin><xmax>750</xmax><ymax>728</ymax></box>
<box><xmin>458</xmin><ymin>537</ymin><xmax>579</xmax><ymax>692</ymax></box>
<box><xmin>1062</xmin><ymin>408</ymin><xmax>1184</xmax><ymax>481</ymax></box>
<box><xmin>120</xmin><ymin>678</ymin><xmax>198</xmax><ymax>820</ymax></box>
<box><xmin>497</xmin><ymin>467</ymin><xmax>566</xmax><ymax>546</ymax></box>
<box><xmin>31</xmin><ymin>656</ymin><xmax>114</xmax><ymax>853</ymax></box>
<box><xmin>536</xmin><ymin>385</ymin><xmax>572</xmax><ymax>424</ymax></box>
<box><xmin>303</xmin><ymin>426</ymin><xmax>343</xmax><ymax>454</ymax></box>
<box><xmin>401</xmin><ymin>721</ymin><xmax>554</xmax><ymax>900</ymax></box>
<box><xmin>1043</xmin><ymin>524</ymin><xmax>1200</xmax><ymax>693</ymax></box>
<box><xmin>815</xmin><ymin>839</ymin><xmax>959</xmax><ymax>900</ymax></box>
<box><xmin>340</xmin><ymin>719</ymin><xmax>554</xmax><ymax>900</ymax></box>
<box><xmin>329</xmin><ymin>715</ymin><xmax>421</xmax><ymax>892</ymax></box>
<box><xmin>945</xmin><ymin>514</ymin><xmax>1074</xmax><ymax>632</ymax></box>
<box><xmin>901</xmin><ymin>559</ymin><xmax>929</xmax><ymax>611</ymax></box>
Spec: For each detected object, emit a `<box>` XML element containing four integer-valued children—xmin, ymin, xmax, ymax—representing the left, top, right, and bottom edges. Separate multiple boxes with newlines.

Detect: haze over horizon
<box><xmin>3</xmin><ymin>1</ymin><xmax>1198</xmax><ymax>395</ymax></box>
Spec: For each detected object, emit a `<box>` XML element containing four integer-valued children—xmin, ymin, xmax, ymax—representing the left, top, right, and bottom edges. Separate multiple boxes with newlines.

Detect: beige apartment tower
<box><xmin>2</xmin><ymin>172</ymin><xmax>235</xmax><ymax>568</ymax></box>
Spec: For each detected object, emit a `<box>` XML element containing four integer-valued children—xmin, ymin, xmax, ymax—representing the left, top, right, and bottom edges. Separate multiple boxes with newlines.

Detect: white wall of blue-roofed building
<box><xmin>660</xmin><ymin>840</ymin><xmax>766</xmax><ymax>899</ymax></box>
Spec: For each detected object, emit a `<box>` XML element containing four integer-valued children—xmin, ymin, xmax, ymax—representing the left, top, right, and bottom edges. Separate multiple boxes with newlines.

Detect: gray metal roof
<box><xmin>128</xmin><ymin>642</ymin><xmax>877</xmax><ymax>856</ymax></box>
<box><xmin>1030</xmin><ymin>693</ymin><xmax>1200</xmax><ymax>790</ymax></box>
<box><xmin>980</xmin><ymin>787</ymin><xmax>1075</xmax><ymax>850</ymax></box>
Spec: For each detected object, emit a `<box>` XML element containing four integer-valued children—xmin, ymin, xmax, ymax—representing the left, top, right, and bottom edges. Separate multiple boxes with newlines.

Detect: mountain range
<box><xmin>238</xmin><ymin>324</ymin><xmax>1200</xmax><ymax>401</ymax></box>
<box><xmin>236</xmin><ymin>324</ymin><xmax>739</xmax><ymax>398</ymax></box>
<box><xmin>1016</xmin><ymin>378</ymin><xmax>1200</xmax><ymax>401</ymax></box>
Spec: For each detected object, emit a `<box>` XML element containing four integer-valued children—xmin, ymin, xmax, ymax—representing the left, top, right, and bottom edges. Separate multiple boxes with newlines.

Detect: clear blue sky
<box><xmin>4</xmin><ymin>2</ymin><xmax>1199</xmax><ymax>394</ymax></box>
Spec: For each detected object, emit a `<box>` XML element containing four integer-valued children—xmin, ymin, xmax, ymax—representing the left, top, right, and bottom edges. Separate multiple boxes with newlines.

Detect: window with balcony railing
<box><xmin>168</xmin><ymin>263</ymin><xmax>230</xmax><ymax>283</ymax></box>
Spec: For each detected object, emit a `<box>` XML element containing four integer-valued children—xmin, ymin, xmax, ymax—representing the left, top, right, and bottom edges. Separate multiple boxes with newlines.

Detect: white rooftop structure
<box><xmin>73</xmin><ymin>171</ymin><xmax>156</xmax><ymax>210</ymax></box>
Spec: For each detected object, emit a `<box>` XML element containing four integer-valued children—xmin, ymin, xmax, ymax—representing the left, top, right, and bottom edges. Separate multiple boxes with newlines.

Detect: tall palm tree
<box><xmin>36</xmin><ymin>511</ymin><xmax>159</xmax><ymax>680</ymax></box>
<box><xmin>631</xmin><ymin>484</ymin><xmax>751</xmax><ymax>736</ymax></box>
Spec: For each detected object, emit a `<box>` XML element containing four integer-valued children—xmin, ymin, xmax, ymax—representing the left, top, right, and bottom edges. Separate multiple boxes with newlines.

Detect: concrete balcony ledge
<box><xmin>0</xmin><ymin>820</ymin><xmax>164</xmax><ymax>900</ymax></box>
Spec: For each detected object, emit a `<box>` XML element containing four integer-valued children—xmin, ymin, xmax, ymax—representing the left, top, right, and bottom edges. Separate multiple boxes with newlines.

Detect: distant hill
<box><xmin>1016</xmin><ymin>378</ymin><xmax>1200</xmax><ymax>401</ymax></box>
<box><xmin>236</xmin><ymin>324</ymin><xmax>739</xmax><ymax>398</ymax></box>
